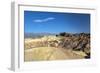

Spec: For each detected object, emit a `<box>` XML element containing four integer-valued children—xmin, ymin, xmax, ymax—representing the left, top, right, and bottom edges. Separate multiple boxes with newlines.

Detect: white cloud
<box><xmin>33</xmin><ymin>17</ymin><xmax>55</xmax><ymax>23</ymax></box>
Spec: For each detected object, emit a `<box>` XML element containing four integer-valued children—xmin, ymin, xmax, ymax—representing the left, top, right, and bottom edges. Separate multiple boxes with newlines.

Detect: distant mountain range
<box><xmin>24</xmin><ymin>32</ymin><xmax>90</xmax><ymax>38</ymax></box>
<box><xmin>24</xmin><ymin>32</ymin><xmax>56</xmax><ymax>38</ymax></box>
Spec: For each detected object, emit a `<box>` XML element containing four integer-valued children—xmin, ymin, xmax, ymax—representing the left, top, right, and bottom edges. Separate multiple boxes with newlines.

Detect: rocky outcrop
<box><xmin>56</xmin><ymin>33</ymin><xmax>90</xmax><ymax>58</ymax></box>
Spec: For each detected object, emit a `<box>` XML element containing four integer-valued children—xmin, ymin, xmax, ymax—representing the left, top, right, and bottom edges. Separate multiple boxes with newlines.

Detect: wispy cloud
<box><xmin>33</xmin><ymin>17</ymin><xmax>55</xmax><ymax>23</ymax></box>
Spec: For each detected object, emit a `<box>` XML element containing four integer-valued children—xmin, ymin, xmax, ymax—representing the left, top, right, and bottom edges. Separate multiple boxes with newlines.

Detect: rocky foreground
<box><xmin>24</xmin><ymin>33</ymin><xmax>90</xmax><ymax>61</ymax></box>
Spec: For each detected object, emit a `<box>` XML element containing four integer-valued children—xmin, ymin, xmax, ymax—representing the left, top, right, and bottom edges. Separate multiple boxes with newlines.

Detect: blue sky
<box><xmin>24</xmin><ymin>11</ymin><xmax>90</xmax><ymax>33</ymax></box>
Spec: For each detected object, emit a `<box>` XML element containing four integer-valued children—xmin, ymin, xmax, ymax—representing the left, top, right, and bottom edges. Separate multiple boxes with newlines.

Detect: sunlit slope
<box><xmin>24</xmin><ymin>47</ymin><xmax>85</xmax><ymax>61</ymax></box>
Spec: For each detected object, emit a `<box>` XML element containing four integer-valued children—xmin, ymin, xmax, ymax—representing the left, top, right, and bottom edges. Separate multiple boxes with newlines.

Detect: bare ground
<box><xmin>24</xmin><ymin>47</ymin><xmax>85</xmax><ymax>61</ymax></box>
